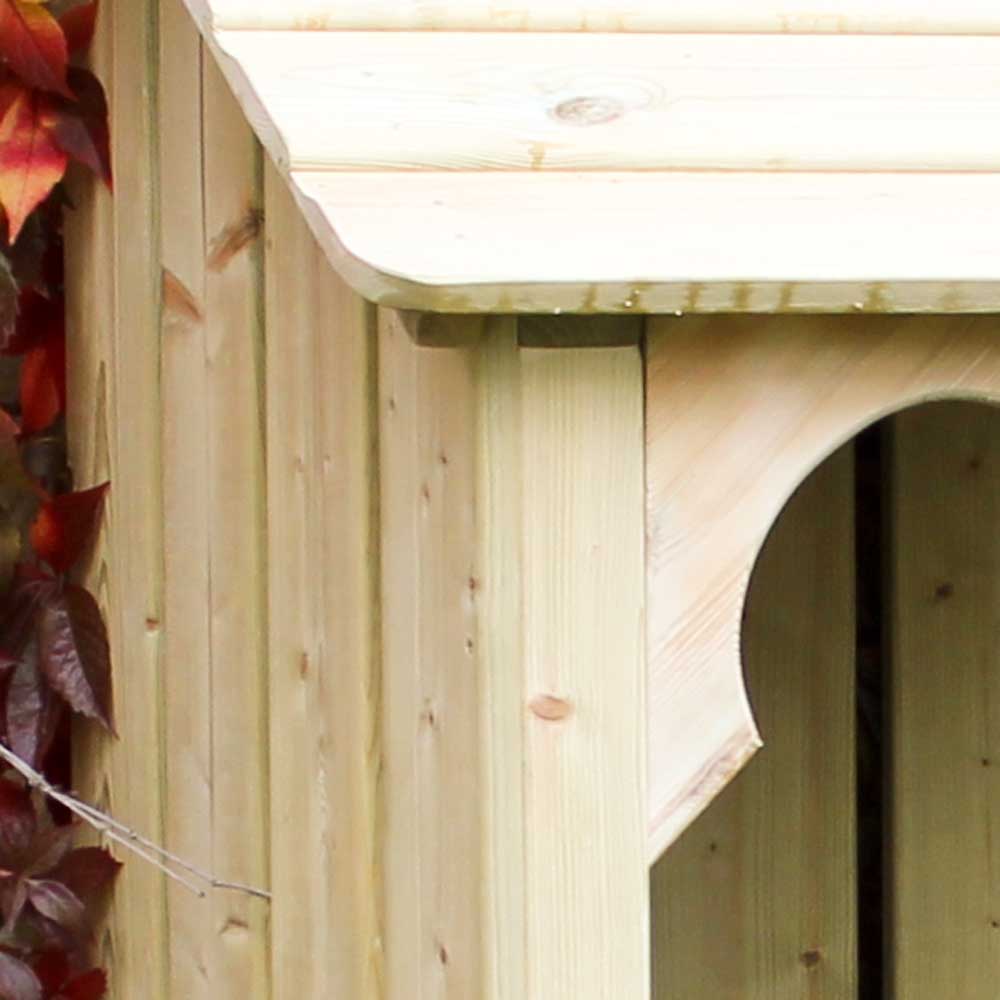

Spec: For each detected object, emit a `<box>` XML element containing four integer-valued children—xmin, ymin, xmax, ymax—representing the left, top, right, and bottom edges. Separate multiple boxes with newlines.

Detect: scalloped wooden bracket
<box><xmin>646</xmin><ymin>312</ymin><xmax>1000</xmax><ymax>863</ymax></box>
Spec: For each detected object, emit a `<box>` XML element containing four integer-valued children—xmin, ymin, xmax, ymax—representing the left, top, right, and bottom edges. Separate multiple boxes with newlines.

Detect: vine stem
<box><xmin>0</xmin><ymin>742</ymin><xmax>271</xmax><ymax>901</ymax></box>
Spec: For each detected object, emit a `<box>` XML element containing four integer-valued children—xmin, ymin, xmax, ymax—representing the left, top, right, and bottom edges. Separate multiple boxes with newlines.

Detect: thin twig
<box><xmin>0</xmin><ymin>743</ymin><xmax>271</xmax><ymax>901</ymax></box>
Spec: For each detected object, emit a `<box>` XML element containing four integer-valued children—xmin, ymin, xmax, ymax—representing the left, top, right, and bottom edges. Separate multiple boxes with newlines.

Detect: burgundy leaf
<box><xmin>35</xmin><ymin>587</ymin><xmax>110</xmax><ymax>731</ymax></box>
<box><xmin>25</xmin><ymin>881</ymin><xmax>82</xmax><ymax>934</ymax></box>
<box><xmin>45</xmin><ymin>850</ymin><xmax>118</xmax><ymax>906</ymax></box>
<box><xmin>29</xmin><ymin>486</ymin><xmax>107</xmax><ymax>575</ymax></box>
<box><xmin>0</xmin><ymin>876</ymin><xmax>27</xmax><ymax>933</ymax></box>
<box><xmin>5</xmin><ymin>638</ymin><xmax>63</xmax><ymax>768</ymax></box>
<box><xmin>0</xmin><ymin>780</ymin><xmax>34</xmax><ymax>863</ymax></box>
<box><xmin>21</xmin><ymin>826</ymin><xmax>73</xmax><ymax>881</ymax></box>
<box><xmin>49</xmin><ymin>70</ymin><xmax>109</xmax><ymax>188</ymax></box>
<box><xmin>0</xmin><ymin>573</ymin><xmax>59</xmax><ymax>661</ymax></box>
<box><xmin>29</xmin><ymin>951</ymin><xmax>64</xmax><ymax>994</ymax></box>
<box><xmin>0</xmin><ymin>950</ymin><xmax>41</xmax><ymax>1000</ymax></box>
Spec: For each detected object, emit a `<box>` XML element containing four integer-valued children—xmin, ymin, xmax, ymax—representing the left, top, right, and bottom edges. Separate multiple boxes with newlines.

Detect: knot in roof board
<box><xmin>183</xmin><ymin>0</ymin><xmax>1000</xmax><ymax>313</ymax></box>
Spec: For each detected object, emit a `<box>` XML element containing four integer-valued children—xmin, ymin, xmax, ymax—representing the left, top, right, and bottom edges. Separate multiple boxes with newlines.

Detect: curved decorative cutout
<box><xmin>646</xmin><ymin>313</ymin><xmax>1000</xmax><ymax>862</ymax></box>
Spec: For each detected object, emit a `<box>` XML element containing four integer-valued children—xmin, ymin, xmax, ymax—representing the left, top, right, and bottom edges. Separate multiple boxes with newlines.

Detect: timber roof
<box><xmin>182</xmin><ymin>1</ymin><xmax>1000</xmax><ymax>313</ymax></box>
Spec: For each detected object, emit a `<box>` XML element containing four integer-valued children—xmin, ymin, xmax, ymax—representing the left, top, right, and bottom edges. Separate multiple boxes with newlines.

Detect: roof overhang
<box><xmin>183</xmin><ymin>1</ymin><xmax>1000</xmax><ymax>314</ymax></box>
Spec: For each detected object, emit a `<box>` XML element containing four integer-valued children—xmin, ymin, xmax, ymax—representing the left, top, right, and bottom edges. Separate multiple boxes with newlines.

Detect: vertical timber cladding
<box><xmin>651</xmin><ymin>445</ymin><xmax>857</xmax><ymax>998</ymax></box>
<box><xmin>890</xmin><ymin>402</ymin><xmax>1000</xmax><ymax>998</ymax></box>
<box><xmin>377</xmin><ymin>315</ymin><xmax>648</xmax><ymax>999</ymax></box>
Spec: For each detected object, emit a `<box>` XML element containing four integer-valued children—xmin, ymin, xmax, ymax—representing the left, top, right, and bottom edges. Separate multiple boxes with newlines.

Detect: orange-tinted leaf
<box><xmin>19</xmin><ymin>328</ymin><xmax>64</xmax><ymax>432</ymax></box>
<box><xmin>49</xmin><ymin>69</ymin><xmax>108</xmax><ymax>186</ymax></box>
<box><xmin>0</xmin><ymin>90</ymin><xmax>68</xmax><ymax>244</ymax></box>
<box><xmin>0</xmin><ymin>0</ymin><xmax>71</xmax><ymax>97</ymax></box>
<box><xmin>58</xmin><ymin>3</ymin><xmax>96</xmax><ymax>56</ymax></box>
<box><xmin>36</xmin><ymin>585</ymin><xmax>112</xmax><ymax>732</ymax></box>
<box><xmin>29</xmin><ymin>484</ymin><xmax>106</xmax><ymax>573</ymax></box>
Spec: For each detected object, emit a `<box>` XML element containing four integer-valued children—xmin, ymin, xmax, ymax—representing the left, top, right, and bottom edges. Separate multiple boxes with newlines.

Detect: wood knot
<box><xmin>551</xmin><ymin>95</ymin><xmax>625</xmax><ymax>126</ymax></box>
<box><xmin>800</xmin><ymin>949</ymin><xmax>822</xmax><ymax>969</ymax></box>
<box><xmin>529</xmin><ymin>694</ymin><xmax>573</xmax><ymax>722</ymax></box>
<box><xmin>933</xmin><ymin>581</ymin><xmax>955</xmax><ymax>602</ymax></box>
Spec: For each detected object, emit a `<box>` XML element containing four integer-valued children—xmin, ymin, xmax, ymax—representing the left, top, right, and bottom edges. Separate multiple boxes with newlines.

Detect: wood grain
<box><xmin>646</xmin><ymin>313</ymin><xmax>1000</xmax><ymax>862</ymax></box>
<box><xmin>652</xmin><ymin>446</ymin><xmax>856</xmax><ymax>999</ymax></box>
<box><xmin>186</xmin><ymin>0</ymin><xmax>1000</xmax><ymax>34</ymax></box>
<box><xmin>158</xmin><ymin>3</ymin><xmax>215</xmax><ymax>996</ymax></box>
<box><xmin>264</xmin><ymin>161</ymin><xmax>380</xmax><ymax>998</ymax></box>
<box><xmin>200</xmin><ymin>51</ymin><xmax>272</xmax><ymax>1000</ymax></box>
<box><xmin>291</xmin><ymin>170</ymin><xmax>1000</xmax><ymax>315</ymax></box>
<box><xmin>216</xmin><ymin>32</ymin><xmax>1000</xmax><ymax>174</ymax></box>
<box><xmin>889</xmin><ymin>402</ymin><xmax>1000</xmax><ymax>997</ymax></box>
<box><xmin>518</xmin><ymin>343</ymin><xmax>648</xmax><ymax>998</ymax></box>
<box><xmin>66</xmin><ymin>0</ymin><xmax>170</xmax><ymax>996</ymax></box>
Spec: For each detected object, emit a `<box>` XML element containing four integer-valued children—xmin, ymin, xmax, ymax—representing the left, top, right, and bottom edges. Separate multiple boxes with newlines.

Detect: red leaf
<box><xmin>19</xmin><ymin>327</ymin><xmax>64</xmax><ymax>433</ymax></box>
<box><xmin>56</xmin><ymin>969</ymin><xmax>106</xmax><ymax>1000</ymax></box>
<box><xmin>5</xmin><ymin>636</ymin><xmax>63</xmax><ymax>767</ymax></box>
<box><xmin>29</xmin><ymin>486</ymin><xmax>106</xmax><ymax>574</ymax></box>
<box><xmin>0</xmin><ymin>89</ymin><xmax>68</xmax><ymax>244</ymax></box>
<box><xmin>49</xmin><ymin>69</ymin><xmax>109</xmax><ymax>187</ymax></box>
<box><xmin>58</xmin><ymin>3</ymin><xmax>96</xmax><ymax>57</ymax></box>
<box><xmin>46</xmin><ymin>848</ymin><xmax>118</xmax><ymax>905</ymax></box>
<box><xmin>26</xmin><ymin>879</ymin><xmax>83</xmax><ymax>932</ymax></box>
<box><xmin>0</xmin><ymin>0</ymin><xmax>70</xmax><ymax>98</ymax></box>
<box><xmin>4</xmin><ymin>288</ymin><xmax>62</xmax><ymax>355</ymax></box>
<box><xmin>36</xmin><ymin>586</ymin><xmax>112</xmax><ymax>731</ymax></box>
<box><xmin>0</xmin><ymin>950</ymin><xmax>41</xmax><ymax>1000</ymax></box>
<box><xmin>0</xmin><ymin>571</ymin><xmax>59</xmax><ymax>660</ymax></box>
<box><xmin>0</xmin><ymin>779</ymin><xmax>35</xmax><ymax>862</ymax></box>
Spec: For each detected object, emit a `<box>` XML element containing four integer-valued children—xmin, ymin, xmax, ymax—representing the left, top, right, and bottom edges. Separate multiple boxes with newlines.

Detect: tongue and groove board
<box><xmin>186</xmin><ymin>0</ymin><xmax>1000</xmax><ymax>33</ymax></box>
<box><xmin>651</xmin><ymin>445</ymin><xmax>857</xmax><ymax>999</ymax></box>
<box><xmin>889</xmin><ymin>403</ymin><xmax>1000</xmax><ymax>998</ymax></box>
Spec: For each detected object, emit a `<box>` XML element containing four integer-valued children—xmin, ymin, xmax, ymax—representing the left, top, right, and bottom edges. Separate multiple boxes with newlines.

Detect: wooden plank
<box><xmin>264</xmin><ymin>160</ymin><xmax>380</xmax><ymax>998</ymax></box>
<box><xmin>187</xmin><ymin>0</ymin><xmax>1000</xmax><ymax>34</ymax></box>
<box><xmin>378</xmin><ymin>310</ymin><xmax>485</xmax><ymax>998</ymax></box>
<box><xmin>200</xmin><ymin>52</ymin><xmax>271</xmax><ymax>999</ymax></box>
<box><xmin>64</xmin><ymin>0</ymin><xmax>172</xmax><ymax>995</ymax></box>
<box><xmin>645</xmin><ymin>314</ymin><xmax>1000</xmax><ymax>862</ymax></box>
<box><xmin>517</xmin><ymin>344</ymin><xmax>648</xmax><ymax>998</ymax></box>
<box><xmin>291</xmin><ymin>170</ymin><xmax>1000</xmax><ymax>315</ymax></box>
<box><xmin>889</xmin><ymin>402</ymin><xmax>1000</xmax><ymax>997</ymax></box>
<box><xmin>216</xmin><ymin>32</ymin><xmax>1000</xmax><ymax>174</ymax></box>
<box><xmin>651</xmin><ymin>445</ymin><xmax>856</xmax><ymax>999</ymax></box>
<box><xmin>157</xmin><ymin>3</ymin><xmax>215</xmax><ymax>996</ymax></box>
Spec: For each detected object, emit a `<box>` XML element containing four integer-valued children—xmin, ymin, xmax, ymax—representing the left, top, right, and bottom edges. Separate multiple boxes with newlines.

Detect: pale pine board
<box><xmin>200</xmin><ymin>52</ymin><xmax>271</xmax><ymax>999</ymax></box>
<box><xmin>188</xmin><ymin>0</ymin><xmax>1000</xmax><ymax>33</ymax></box>
<box><xmin>65</xmin><ymin>0</ymin><xmax>171</xmax><ymax>995</ymax></box>
<box><xmin>158</xmin><ymin>3</ymin><xmax>215</xmax><ymax>996</ymax></box>
<box><xmin>217</xmin><ymin>32</ymin><xmax>1000</xmax><ymax>174</ymax></box>
<box><xmin>651</xmin><ymin>445</ymin><xmax>856</xmax><ymax>998</ymax></box>
<box><xmin>264</xmin><ymin>162</ymin><xmax>380</xmax><ymax>998</ymax></box>
<box><xmin>890</xmin><ymin>402</ymin><xmax>1000</xmax><ymax>997</ymax></box>
<box><xmin>377</xmin><ymin>310</ymin><xmax>487</xmax><ymax>998</ymax></box>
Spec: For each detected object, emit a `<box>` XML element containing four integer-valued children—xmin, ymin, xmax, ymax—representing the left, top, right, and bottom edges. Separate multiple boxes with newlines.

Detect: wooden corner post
<box><xmin>378</xmin><ymin>313</ymin><xmax>649</xmax><ymax>999</ymax></box>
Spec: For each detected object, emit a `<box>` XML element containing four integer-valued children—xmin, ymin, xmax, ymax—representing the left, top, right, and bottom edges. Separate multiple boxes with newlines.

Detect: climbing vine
<box><xmin>0</xmin><ymin>2</ymin><xmax>117</xmax><ymax>997</ymax></box>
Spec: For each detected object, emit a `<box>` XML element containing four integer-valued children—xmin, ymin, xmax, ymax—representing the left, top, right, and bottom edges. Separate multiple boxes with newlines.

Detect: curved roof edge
<box><xmin>184</xmin><ymin>5</ymin><xmax>1000</xmax><ymax>314</ymax></box>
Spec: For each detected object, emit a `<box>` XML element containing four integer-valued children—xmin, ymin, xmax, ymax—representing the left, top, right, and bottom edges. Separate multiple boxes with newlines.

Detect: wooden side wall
<box><xmin>65</xmin><ymin>6</ymin><xmax>648</xmax><ymax>997</ymax></box>
<box><xmin>66</xmin><ymin>1</ymin><xmax>381</xmax><ymax>996</ymax></box>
